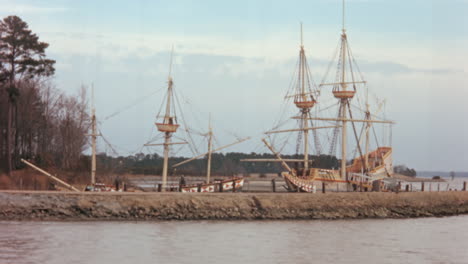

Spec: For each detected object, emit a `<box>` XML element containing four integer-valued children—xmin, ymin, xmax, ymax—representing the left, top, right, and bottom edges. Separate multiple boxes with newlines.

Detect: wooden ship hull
<box><xmin>283</xmin><ymin>147</ymin><xmax>393</xmax><ymax>192</ymax></box>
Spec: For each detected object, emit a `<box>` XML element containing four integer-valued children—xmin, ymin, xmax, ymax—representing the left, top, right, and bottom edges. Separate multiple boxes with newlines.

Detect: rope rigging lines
<box><xmin>102</xmin><ymin>88</ymin><xmax>163</xmax><ymax>123</ymax></box>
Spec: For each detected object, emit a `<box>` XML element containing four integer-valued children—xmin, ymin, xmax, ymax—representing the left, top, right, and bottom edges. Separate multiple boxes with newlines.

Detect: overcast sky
<box><xmin>1</xmin><ymin>0</ymin><xmax>467</xmax><ymax>171</ymax></box>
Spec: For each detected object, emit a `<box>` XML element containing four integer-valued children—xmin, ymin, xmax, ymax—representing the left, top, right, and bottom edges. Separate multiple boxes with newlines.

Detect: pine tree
<box><xmin>0</xmin><ymin>15</ymin><xmax>55</xmax><ymax>175</ymax></box>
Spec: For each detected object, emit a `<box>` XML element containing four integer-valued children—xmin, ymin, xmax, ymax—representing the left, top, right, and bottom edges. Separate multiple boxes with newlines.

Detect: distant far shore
<box><xmin>1</xmin><ymin>191</ymin><xmax>468</xmax><ymax>221</ymax></box>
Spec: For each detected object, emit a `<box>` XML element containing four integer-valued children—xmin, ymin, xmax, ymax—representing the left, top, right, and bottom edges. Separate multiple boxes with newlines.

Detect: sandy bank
<box><xmin>1</xmin><ymin>191</ymin><xmax>467</xmax><ymax>221</ymax></box>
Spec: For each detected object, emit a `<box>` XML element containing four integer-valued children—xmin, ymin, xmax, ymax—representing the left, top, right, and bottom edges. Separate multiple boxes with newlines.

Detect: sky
<box><xmin>1</xmin><ymin>0</ymin><xmax>467</xmax><ymax>171</ymax></box>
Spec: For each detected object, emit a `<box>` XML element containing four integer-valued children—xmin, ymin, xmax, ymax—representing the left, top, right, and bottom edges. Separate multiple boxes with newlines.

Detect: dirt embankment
<box><xmin>1</xmin><ymin>191</ymin><xmax>468</xmax><ymax>221</ymax></box>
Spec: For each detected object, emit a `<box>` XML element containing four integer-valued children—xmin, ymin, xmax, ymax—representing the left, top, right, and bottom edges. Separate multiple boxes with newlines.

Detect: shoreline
<box><xmin>1</xmin><ymin>191</ymin><xmax>468</xmax><ymax>221</ymax></box>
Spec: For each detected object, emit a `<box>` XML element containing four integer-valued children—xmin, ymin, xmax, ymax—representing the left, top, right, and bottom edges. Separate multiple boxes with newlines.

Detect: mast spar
<box><xmin>319</xmin><ymin>0</ymin><xmax>369</xmax><ymax>180</ymax></box>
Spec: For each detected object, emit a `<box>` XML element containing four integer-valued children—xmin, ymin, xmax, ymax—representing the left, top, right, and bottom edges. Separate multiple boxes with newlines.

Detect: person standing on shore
<box><xmin>179</xmin><ymin>175</ymin><xmax>186</xmax><ymax>186</ymax></box>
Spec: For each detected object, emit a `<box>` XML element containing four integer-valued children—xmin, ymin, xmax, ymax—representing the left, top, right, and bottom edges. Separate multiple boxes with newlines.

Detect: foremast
<box><xmin>260</xmin><ymin>24</ymin><xmax>320</xmax><ymax>175</ymax></box>
<box><xmin>296</xmin><ymin>23</ymin><xmax>315</xmax><ymax>172</ymax></box>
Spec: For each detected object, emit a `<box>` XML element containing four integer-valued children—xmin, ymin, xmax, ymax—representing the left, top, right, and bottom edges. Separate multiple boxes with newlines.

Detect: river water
<box><xmin>1</xmin><ymin>216</ymin><xmax>467</xmax><ymax>264</ymax></box>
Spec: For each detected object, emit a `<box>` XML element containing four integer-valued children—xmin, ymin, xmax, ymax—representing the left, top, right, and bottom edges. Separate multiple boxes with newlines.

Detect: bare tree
<box><xmin>0</xmin><ymin>16</ymin><xmax>55</xmax><ymax>175</ymax></box>
<box><xmin>55</xmin><ymin>86</ymin><xmax>89</xmax><ymax>169</ymax></box>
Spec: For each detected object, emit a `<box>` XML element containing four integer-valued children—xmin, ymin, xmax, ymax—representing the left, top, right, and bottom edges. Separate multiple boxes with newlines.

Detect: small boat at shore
<box><xmin>180</xmin><ymin>177</ymin><xmax>245</xmax><ymax>193</ymax></box>
<box><xmin>84</xmin><ymin>183</ymin><xmax>116</xmax><ymax>192</ymax></box>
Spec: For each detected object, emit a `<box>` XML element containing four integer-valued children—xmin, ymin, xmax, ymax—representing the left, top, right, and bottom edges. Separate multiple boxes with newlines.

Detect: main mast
<box><xmin>301</xmin><ymin>24</ymin><xmax>309</xmax><ymax>171</ymax></box>
<box><xmin>336</xmin><ymin>23</ymin><xmax>351</xmax><ymax>180</ymax></box>
<box><xmin>320</xmin><ymin>0</ymin><xmax>366</xmax><ymax>179</ymax></box>
<box><xmin>155</xmin><ymin>49</ymin><xmax>180</xmax><ymax>192</ymax></box>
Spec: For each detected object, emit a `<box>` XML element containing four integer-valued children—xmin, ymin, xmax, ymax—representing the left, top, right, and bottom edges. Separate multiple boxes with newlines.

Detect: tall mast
<box><xmin>263</xmin><ymin>24</ymin><xmax>318</xmax><ymax>174</ymax></box>
<box><xmin>319</xmin><ymin>0</ymin><xmax>367</xmax><ymax>180</ymax></box>
<box><xmin>291</xmin><ymin>23</ymin><xmax>317</xmax><ymax>173</ymax></box>
<box><xmin>300</xmin><ymin>23</ymin><xmax>310</xmax><ymax>172</ymax></box>
<box><xmin>206</xmin><ymin>114</ymin><xmax>213</xmax><ymax>183</ymax></box>
<box><xmin>340</xmin><ymin>0</ymin><xmax>348</xmax><ymax>180</ymax></box>
<box><xmin>162</xmin><ymin>48</ymin><xmax>174</xmax><ymax>192</ymax></box>
<box><xmin>154</xmin><ymin>47</ymin><xmax>181</xmax><ymax>192</ymax></box>
<box><xmin>90</xmin><ymin>84</ymin><xmax>97</xmax><ymax>185</ymax></box>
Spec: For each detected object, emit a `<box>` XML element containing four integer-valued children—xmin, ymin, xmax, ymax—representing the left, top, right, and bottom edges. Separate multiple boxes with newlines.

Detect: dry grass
<box><xmin>0</xmin><ymin>168</ymin><xmax>95</xmax><ymax>190</ymax></box>
<box><xmin>0</xmin><ymin>169</ymin><xmax>52</xmax><ymax>190</ymax></box>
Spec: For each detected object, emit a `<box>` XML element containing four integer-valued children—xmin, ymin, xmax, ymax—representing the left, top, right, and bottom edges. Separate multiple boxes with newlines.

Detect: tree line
<box><xmin>88</xmin><ymin>152</ymin><xmax>340</xmax><ymax>178</ymax></box>
<box><xmin>394</xmin><ymin>165</ymin><xmax>417</xmax><ymax>177</ymax></box>
<box><xmin>0</xmin><ymin>16</ymin><xmax>89</xmax><ymax>178</ymax></box>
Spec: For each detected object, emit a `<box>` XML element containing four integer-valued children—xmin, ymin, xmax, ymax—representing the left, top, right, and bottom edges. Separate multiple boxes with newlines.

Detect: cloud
<box><xmin>0</xmin><ymin>4</ymin><xmax>68</xmax><ymax>14</ymax></box>
<box><xmin>358</xmin><ymin>60</ymin><xmax>459</xmax><ymax>75</ymax></box>
<box><xmin>42</xmin><ymin>28</ymin><xmax>463</xmax><ymax>81</ymax></box>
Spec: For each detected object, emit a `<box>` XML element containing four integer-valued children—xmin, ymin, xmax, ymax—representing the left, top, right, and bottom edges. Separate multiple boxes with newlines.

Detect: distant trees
<box><xmin>0</xmin><ymin>15</ymin><xmax>55</xmax><ymax>175</ymax></box>
<box><xmin>90</xmin><ymin>152</ymin><xmax>340</xmax><ymax>177</ymax></box>
<box><xmin>0</xmin><ymin>80</ymin><xmax>90</xmax><ymax>171</ymax></box>
<box><xmin>0</xmin><ymin>16</ymin><xmax>89</xmax><ymax>178</ymax></box>
<box><xmin>394</xmin><ymin>165</ymin><xmax>417</xmax><ymax>177</ymax></box>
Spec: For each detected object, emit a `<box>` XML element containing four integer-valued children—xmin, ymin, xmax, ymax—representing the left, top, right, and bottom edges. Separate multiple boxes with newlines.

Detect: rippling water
<box><xmin>1</xmin><ymin>216</ymin><xmax>467</xmax><ymax>264</ymax></box>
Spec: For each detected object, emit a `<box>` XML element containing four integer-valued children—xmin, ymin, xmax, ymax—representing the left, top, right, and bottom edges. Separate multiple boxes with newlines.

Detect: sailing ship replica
<box><xmin>145</xmin><ymin>50</ymin><xmax>247</xmax><ymax>192</ymax></box>
<box><xmin>248</xmin><ymin>2</ymin><xmax>395</xmax><ymax>192</ymax></box>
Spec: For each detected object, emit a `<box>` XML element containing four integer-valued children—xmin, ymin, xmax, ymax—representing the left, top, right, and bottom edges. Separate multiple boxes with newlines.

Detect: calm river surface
<box><xmin>1</xmin><ymin>216</ymin><xmax>467</xmax><ymax>264</ymax></box>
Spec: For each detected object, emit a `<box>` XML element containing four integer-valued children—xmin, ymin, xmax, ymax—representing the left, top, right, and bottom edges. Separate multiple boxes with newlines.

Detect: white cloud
<box><xmin>0</xmin><ymin>4</ymin><xmax>68</xmax><ymax>14</ymax></box>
